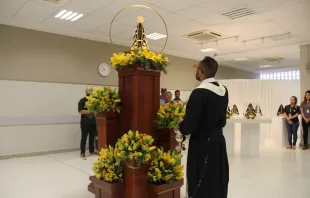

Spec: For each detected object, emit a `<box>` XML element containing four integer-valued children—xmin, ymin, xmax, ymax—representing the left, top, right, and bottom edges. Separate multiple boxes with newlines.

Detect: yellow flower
<box><xmin>148</xmin><ymin>146</ymin><xmax>156</xmax><ymax>151</ymax></box>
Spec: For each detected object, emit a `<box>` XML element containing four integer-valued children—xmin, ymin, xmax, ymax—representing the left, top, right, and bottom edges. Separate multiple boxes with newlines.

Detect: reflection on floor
<box><xmin>1</xmin><ymin>148</ymin><xmax>310</xmax><ymax>198</ymax></box>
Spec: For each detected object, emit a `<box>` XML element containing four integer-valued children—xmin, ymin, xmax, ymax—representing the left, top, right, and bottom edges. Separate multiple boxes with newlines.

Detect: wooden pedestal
<box><xmin>118</xmin><ymin>69</ymin><xmax>160</xmax><ymax>143</ymax></box>
<box><xmin>123</xmin><ymin>160</ymin><xmax>149</xmax><ymax>198</ymax></box>
<box><xmin>89</xmin><ymin>112</ymin><xmax>119</xmax><ymax>194</ymax></box>
<box><xmin>89</xmin><ymin>176</ymin><xmax>124</xmax><ymax>198</ymax></box>
<box><xmin>148</xmin><ymin>179</ymin><xmax>183</xmax><ymax>198</ymax></box>
<box><xmin>158</xmin><ymin>129</ymin><xmax>177</xmax><ymax>151</ymax></box>
<box><xmin>95</xmin><ymin>111</ymin><xmax>119</xmax><ymax>151</ymax></box>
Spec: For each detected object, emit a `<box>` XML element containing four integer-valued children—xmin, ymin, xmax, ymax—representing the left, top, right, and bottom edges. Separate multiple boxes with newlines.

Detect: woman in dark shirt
<box><xmin>284</xmin><ymin>96</ymin><xmax>301</xmax><ymax>150</ymax></box>
<box><xmin>300</xmin><ymin>90</ymin><xmax>310</xmax><ymax>150</ymax></box>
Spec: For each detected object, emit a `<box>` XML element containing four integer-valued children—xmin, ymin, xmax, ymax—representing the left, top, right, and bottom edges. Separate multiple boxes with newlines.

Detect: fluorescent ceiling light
<box><xmin>60</xmin><ymin>11</ymin><xmax>73</xmax><ymax>19</ymax></box>
<box><xmin>146</xmin><ymin>32</ymin><xmax>167</xmax><ymax>40</ymax></box>
<box><xmin>55</xmin><ymin>10</ymin><xmax>67</xmax><ymax>18</ymax></box>
<box><xmin>234</xmin><ymin>58</ymin><xmax>247</xmax><ymax>61</ymax></box>
<box><xmin>54</xmin><ymin>10</ymin><xmax>84</xmax><ymax>21</ymax></box>
<box><xmin>71</xmin><ymin>14</ymin><xmax>84</xmax><ymax>21</ymax></box>
<box><xmin>66</xmin><ymin>12</ymin><xmax>78</xmax><ymax>20</ymax></box>
<box><xmin>199</xmin><ymin>48</ymin><xmax>216</xmax><ymax>52</ymax></box>
<box><xmin>260</xmin><ymin>65</ymin><xmax>271</xmax><ymax>68</ymax></box>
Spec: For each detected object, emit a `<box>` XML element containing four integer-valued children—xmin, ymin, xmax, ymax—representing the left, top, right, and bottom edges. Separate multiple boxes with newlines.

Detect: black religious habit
<box><xmin>179</xmin><ymin>80</ymin><xmax>229</xmax><ymax>198</ymax></box>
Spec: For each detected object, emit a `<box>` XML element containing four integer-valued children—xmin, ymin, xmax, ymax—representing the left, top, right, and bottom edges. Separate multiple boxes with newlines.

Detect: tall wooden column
<box><xmin>118</xmin><ymin>69</ymin><xmax>160</xmax><ymax>144</ymax></box>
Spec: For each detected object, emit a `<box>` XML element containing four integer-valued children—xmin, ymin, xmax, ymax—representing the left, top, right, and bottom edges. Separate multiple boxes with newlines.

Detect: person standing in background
<box><xmin>300</xmin><ymin>90</ymin><xmax>310</xmax><ymax>150</ymax></box>
<box><xmin>173</xmin><ymin>90</ymin><xmax>184</xmax><ymax>104</ymax></box>
<box><xmin>284</xmin><ymin>96</ymin><xmax>301</xmax><ymax>150</ymax></box>
<box><xmin>166</xmin><ymin>91</ymin><xmax>173</xmax><ymax>103</ymax></box>
<box><xmin>160</xmin><ymin>88</ymin><xmax>167</xmax><ymax>106</ymax></box>
<box><xmin>78</xmin><ymin>87</ymin><xmax>97</xmax><ymax>160</ymax></box>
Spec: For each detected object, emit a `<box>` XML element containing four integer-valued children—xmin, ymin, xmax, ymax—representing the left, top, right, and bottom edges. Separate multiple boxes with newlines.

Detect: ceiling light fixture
<box><xmin>234</xmin><ymin>58</ymin><xmax>248</xmax><ymax>61</ymax></box>
<box><xmin>71</xmin><ymin>14</ymin><xmax>84</xmax><ymax>21</ymax></box>
<box><xmin>54</xmin><ymin>10</ymin><xmax>84</xmax><ymax>21</ymax></box>
<box><xmin>146</xmin><ymin>32</ymin><xmax>167</xmax><ymax>40</ymax></box>
<box><xmin>55</xmin><ymin>10</ymin><xmax>67</xmax><ymax>18</ymax></box>
<box><xmin>199</xmin><ymin>48</ymin><xmax>216</xmax><ymax>52</ymax></box>
<box><xmin>60</xmin><ymin>11</ymin><xmax>73</xmax><ymax>19</ymax></box>
<box><xmin>65</xmin><ymin>12</ymin><xmax>78</xmax><ymax>20</ymax></box>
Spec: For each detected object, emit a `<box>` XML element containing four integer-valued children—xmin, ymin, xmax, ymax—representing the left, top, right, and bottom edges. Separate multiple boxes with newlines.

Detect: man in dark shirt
<box><xmin>78</xmin><ymin>87</ymin><xmax>97</xmax><ymax>160</ymax></box>
<box><xmin>173</xmin><ymin>90</ymin><xmax>184</xmax><ymax>104</ymax></box>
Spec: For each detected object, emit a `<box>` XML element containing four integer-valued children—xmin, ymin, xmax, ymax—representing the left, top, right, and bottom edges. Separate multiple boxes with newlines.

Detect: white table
<box><xmin>223</xmin><ymin>122</ymin><xmax>234</xmax><ymax>156</ymax></box>
<box><xmin>272</xmin><ymin>116</ymin><xmax>288</xmax><ymax>148</ymax></box>
<box><xmin>225</xmin><ymin>117</ymin><xmax>272</xmax><ymax>157</ymax></box>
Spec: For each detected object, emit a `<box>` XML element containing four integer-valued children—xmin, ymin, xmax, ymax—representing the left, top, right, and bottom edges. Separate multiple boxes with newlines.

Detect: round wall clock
<box><xmin>98</xmin><ymin>63</ymin><xmax>111</xmax><ymax>77</ymax></box>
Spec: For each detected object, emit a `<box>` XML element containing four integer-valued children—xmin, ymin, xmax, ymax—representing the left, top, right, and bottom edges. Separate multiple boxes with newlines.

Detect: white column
<box><xmin>241</xmin><ymin>123</ymin><xmax>260</xmax><ymax>156</ymax></box>
<box><xmin>299</xmin><ymin>44</ymin><xmax>310</xmax><ymax>147</ymax></box>
<box><xmin>223</xmin><ymin>122</ymin><xmax>234</xmax><ymax>156</ymax></box>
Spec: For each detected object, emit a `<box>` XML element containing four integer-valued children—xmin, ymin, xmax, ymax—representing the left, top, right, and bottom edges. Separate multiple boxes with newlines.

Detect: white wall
<box><xmin>0</xmin><ymin>79</ymin><xmax>300</xmax><ymax>157</ymax></box>
<box><xmin>0</xmin><ymin>80</ymin><xmax>92</xmax><ymax>156</ymax></box>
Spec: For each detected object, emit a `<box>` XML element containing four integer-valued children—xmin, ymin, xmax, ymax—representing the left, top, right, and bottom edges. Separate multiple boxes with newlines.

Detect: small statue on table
<box><xmin>245</xmin><ymin>103</ymin><xmax>256</xmax><ymax>119</ymax></box>
<box><xmin>226</xmin><ymin>106</ymin><xmax>233</xmax><ymax>119</ymax></box>
<box><xmin>232</xmin><ymin>104</ymin><xmax>239</xmax><ymax>116</ymax></box>
<box><xmin>255</xmin><ymin>105</ymin><xmax>263</xmax><ymax>116</ymax></box>
<box><xmin>277</xmin><ymin>104</ymin><xmax>284</xmax><ymax>116</ymax></box>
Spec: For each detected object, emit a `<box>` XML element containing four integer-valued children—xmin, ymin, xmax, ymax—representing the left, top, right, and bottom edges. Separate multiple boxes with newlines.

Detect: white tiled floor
<box><xmin>1</xmin><ymin>148</ymin><xmax>310</xmax><ymax>198</ymax></box>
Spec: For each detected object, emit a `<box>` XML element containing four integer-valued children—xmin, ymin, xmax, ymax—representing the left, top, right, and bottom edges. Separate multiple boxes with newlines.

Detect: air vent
<box><xmin>222</xmin><ymin>7</ymin><xmax>254</xmax><ymax>20</ymax></box>
<box><xmin>41</xmin><ymin>0</ymin><xmax>61</xmax><ymax>4</ymax></box>
<box><xmin>262</xmin><ymin>57</ymin><xmax>284</xmax><ymax>62</ymax></box>
<box><xmin>181</xmin><ymin>29</ymin><xmax>224</xmax><ymax>42</ymax></box>
<box><xmin>270</xmin><ymin>33</ymin><xmax>291</xmax><ymax>41</ymax></box>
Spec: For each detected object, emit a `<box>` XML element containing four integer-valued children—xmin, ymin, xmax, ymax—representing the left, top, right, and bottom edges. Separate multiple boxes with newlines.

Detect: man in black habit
<box><xmin>179</xmin><ymin>56</ymin><xmax>229</xmax><ymax>198</ymax></box>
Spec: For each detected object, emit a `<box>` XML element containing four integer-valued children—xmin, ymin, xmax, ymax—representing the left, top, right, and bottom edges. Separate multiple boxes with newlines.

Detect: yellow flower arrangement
<box><xmin>154</xmin><ymin>103</ymin><xmax>186</xmax><ymax>130</ymax></box>
<box><xmin>115</xmin><ymin>130</ymin><xmax>156</xmax><ymax>165</ymax></box>
<box><xmin>85</xmin><ymin>86</ymin><xmax>121</xmax><ymax>114</ymax></box>
<box><xmin>147</xmin><ymin>148</ymin><xmax>184</xmax><ymax>184</ymax></box>
<box><xmin>92</xmin><ymin>146</ymin><xmax>123</xmax><ymax>183</ymax></box>
<box><xmin>111</xmin><ymin>48</ymin><xmax>169</xmax><ymax>74</ymax></box>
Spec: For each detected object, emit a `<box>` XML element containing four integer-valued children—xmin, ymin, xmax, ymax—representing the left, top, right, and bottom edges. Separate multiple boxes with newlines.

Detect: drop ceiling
<box><xmin>1</xmin><ymin>0</ymin><xmax>310</xmax><ymax>73</ymax></box>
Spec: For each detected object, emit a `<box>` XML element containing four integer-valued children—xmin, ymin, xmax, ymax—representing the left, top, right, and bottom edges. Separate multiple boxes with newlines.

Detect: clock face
<box><xmin>98</xmin><ymin>63</ymin><xmax>111</xmax><ymax>77</ymax></box>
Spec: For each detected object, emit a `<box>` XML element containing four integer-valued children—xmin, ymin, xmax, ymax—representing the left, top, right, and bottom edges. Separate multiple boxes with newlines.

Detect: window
<box><xmin>260</xmin><ymin>70</ymin><xmax>300</xmax><ymax>80</ymax></box>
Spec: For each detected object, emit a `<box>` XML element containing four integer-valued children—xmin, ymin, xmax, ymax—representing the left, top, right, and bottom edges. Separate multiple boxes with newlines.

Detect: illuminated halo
<box><xmin>109</xmin><ymin>5</ymin><xmax>168</xmax><ymax>53</ymax></box>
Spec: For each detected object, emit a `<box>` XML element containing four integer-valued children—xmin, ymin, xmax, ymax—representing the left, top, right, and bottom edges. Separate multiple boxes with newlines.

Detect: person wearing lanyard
<box><xmin>160</xmin><ymin>88</ymin><xmax>167</xmax><ymax>106</ymax></box>
<box><xmin>300</xmin><ymin>90</ymin><xmax>310</xmax><ymax>150</ymax></box>
<box><xmin>284</xmin><ymin>96</ymin><xmax>301</xmax><ymax>150</ymax></box>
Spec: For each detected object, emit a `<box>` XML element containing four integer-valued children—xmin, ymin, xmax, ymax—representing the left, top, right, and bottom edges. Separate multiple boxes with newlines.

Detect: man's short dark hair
<box><xmin>175</xmin><ymin>90</ymin><xmax>180</xmax><ymax>94</ymax></box>
<box><xmin>199</xmin><ymin>56</ymin><xmax>218</xmax><ymax>78</ymax></box>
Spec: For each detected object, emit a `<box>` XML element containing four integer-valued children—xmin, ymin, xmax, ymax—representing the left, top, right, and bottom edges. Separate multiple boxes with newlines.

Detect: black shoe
<box><xmin>80</xmin><ymin>153</ymin><xmax>87</xmax><ymax>160</ymax></box>
<box><xmin>302</xmin><ymin>147</ymin><xmax>308</xmax><ymax>150</ymax></box>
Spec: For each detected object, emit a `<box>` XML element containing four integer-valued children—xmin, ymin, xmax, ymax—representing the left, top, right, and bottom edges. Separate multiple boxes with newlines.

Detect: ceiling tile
<box><xmin>13</xmin><ymin>0</ymin><xmax>60</xmax><ymax>24</ymax></box>
<box><xmin>92</xmin><ymin>0</ymin><xmax>148</xmax><ymax>21</ymax></box>
<box><xmin>42</xmin><ymin>17</ymin><xmax>71</xmax><ymax>29</ymax></box>
<box><xmin>90</xmin><ymin>20</ymin><xmax>134</xmax><ymax>40</ymax></box>
<box><xmin>118</xmin><ymin>4</ymin><xmax>172</xmax><ymax>26</ymax></box>
<box><xmin>0</xmin><ymin>0</ymin><xmax>27</xmax><ymax>18</ymax></box>
<box><xmin>168</xmin><ymin>20</ymin><xmax>207</xmax><ymax>36</ymax></box>
<box><xmin>62</xmin><ymin>0</ymin><xmax>114</xmax><ymax>14</ymax></box>
<box><xmin>197</xmin><ymin>14</ymin><xmax>230</xmax><ymax>26</ymax></box>
<box><xmin>178</xmin><ymin>0</ymin><xmax>252</xmax><ymax>20</ymax></box>
<box><xmin>147</xmin><ymin>13</ymin><xmax>191</xmax><ymax>32</ymax></box>
<box><xmin>69</xmin><ymin>15</ymin><xmax>109</xmax><ymax>32</ymax></box>
<box><xmin>154</xmin><ymin>0</ymin><xmax>210</xmax><ymax>12</ymax></box>
<box><xmin>247</xmin><ymin>0</ymin><xmax>294</xmax><ymax>14</ymax></box>
<box><xmin>211</xmin><ymin>21</ymin><xmax>285</xmax><ymax>40</ymax></box>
